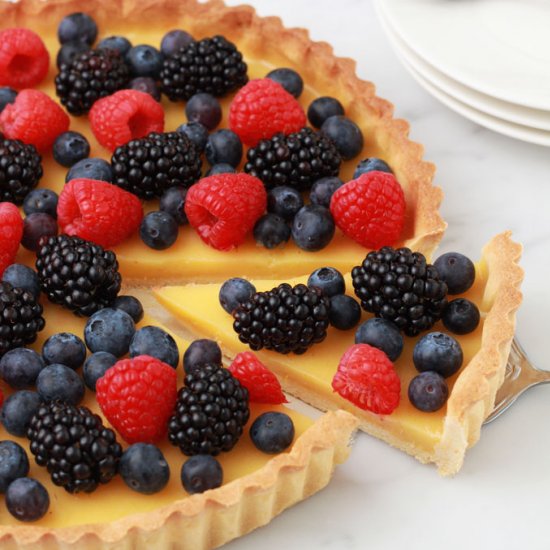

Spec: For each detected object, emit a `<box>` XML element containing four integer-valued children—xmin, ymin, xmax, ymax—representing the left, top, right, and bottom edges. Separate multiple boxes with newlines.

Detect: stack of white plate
<box><xmin>373</xmin><ymin>0</ymin><xmax>550</xmax><ymax>146</ymax></box>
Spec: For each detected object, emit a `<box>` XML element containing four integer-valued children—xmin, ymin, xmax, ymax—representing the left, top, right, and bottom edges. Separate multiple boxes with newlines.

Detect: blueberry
<box><xmin>2</xmin><ymin>264</ymin><xmax>40</xmax><ymax>299</ymax></box>
<box><xmin>126</xmin><ymin>45</ymin><xmax>163</xmax><ymax>79</ymax></box>
<box><xmin>266</xmin><ymin>68</ymin><xmax>303</xmax><ymax>98</ymax></box>
<box><xmin>42</xmin><ymin>332</ymin><xmax>86</xmax><ymax>370</ymax></box>
<box><xmin>307</xmin><ymin>267</ymin><xmax>345</xmax><ymax>297</ymax></box>
<box><xmin>66</xmin><ymin>158</ymin><xmax>113</xmax><ymax>183</ymax></box>
<box><xmin>160</xmin><ymin>29</ymin><xmax>195</xmax><ymax>57</ymax></box>
<box><xmin>58</xmin><ymin>12</ymin><xmax>98</xmax><ymax>45</ymax></box>
<box><xmin>353</xmin><ymin>157</ymin><xmax>393</xmax><ymax>179</ymax></box>
<box><xmin>0</xmin><ymin>87</ymin><xmax>17</xmax><ymax>113</ymax></box>
<box><xmin>113</xmin><ymin>295</ymin><xmax>144</xmax><ymax>323</ymax></box>
<box><xmin>204</xmin><ymin>163</ymin><xmax>237</xmax><ymax>177</ymax></box>
<box><xmin>185</xmin><ymin>93</ymin><xmax>222</xmax><ymax>130</ymax></box>
<box><xmin>159</xmin><ymin>187</ymin><xmax>188</xmax><ymax>226</ymax></box>
<box><xmin>250</xmin><ymin>412</ymin><xmax>295</xmax><ymax>454</ymax></box>
<box><xmin>433</xmin><ymin>252</ymin><xmax>476</xmax><ymax>295</ymax></box>
<box><xmin>442</xmin><ymin>298</ymin><xmax>480</xmax><ymax>335</ymax></box>
<box><xmin>267</xmin><ymin>186</ymin><xmax>303</xmax><ymax>220</ymax></box>
<box><xmin>36</xmin><ymin>364</ymin><xmax>85</xmax><ymax>405</ymax></box>
<box><xmin>413</xmin><ymin>332</ymin><xmax>463</xmax><ymax>378</ymax></box>
<box><xmin>97</xmin><ymin>35</ymin><xmax>132</xmax><ymax>56</ymax></box>
<box><xmin>21</xmin><ymin>213</ymin><xmax>58</xmax><ymax>252</ymax></box>
<box><xmin>176</xmin><ymin>122</ymin><xmax>208</xmax><ymax>153</ymax></box>
<box><xmin>23</xmin><ymin>189</ymin><xmax>59</xmax><ymax>218</ymax></box>
<box><xmin>307</xmin><ymin>96</ymin><xmax>345</xmax><ymax>128</ymax></box>
<box><xmin>309</xmin><ymin>177</ymin><xmax>343</xmax><ymax>208</ymax></box>
<box><xmin>130</xmin><ymin>326</ymin><xmax>179</xmax><ymax>369</ymax></box>
<box><xmin>321</xmin><ymin>115</ymin><xmax>363</xmax><ymax>160</ymax></box>
<box><xmin>0</xmin><ymin>441</ymin><xmax>29</xmax><ymax>493</ymax></box>
<box><xmin>328</xmin><ymin>295</ymin><xmax>361</xmax><ymax>330</ymax></box>
<box><xmin>183</xmin><ymin>339</ymin><xmax>222</xmax><ymax>374</ymax></box>
<box><xmin>53</xmin><ymin>131</ymin><xmax>90</xmax><ymax>167</ymax></box>
<box><xmin>408</xmin><ymin>371</ymin><xmax>449</xmax><ymax>412</ymax></box>
<box><xmin>292</xmin><ymin>205</ymin><xmax>335</xmax><ymax>252</ymax></box>
<box><xmin>181</xmin><ymin>455</ymin><xmax>222</xmax><ymax>494</ymax></box>
<box><xmin>5</xmin><ymin>478</ymin><xmax>49</xmax><ymax>522</ymax></box>
<box><xmin>84</xmin><ymin>308</ymin><xmax>136</xmax><ymax>357</ymax></box>
<box><xmin>354</xmin><ymin>318</ymin><xmax>403</xmax><ymax>361</ymax></box>
<box><xmin>120</xmin><ymin>443</ymin><xmax>170</xmax><ymax>494</ymax></box>
<box><xmin>140</xmin><ymin>211</ymin><xmax>179</xmax><ymax>250</ymax></box>
<box><xmin>0</xmin><ymin>348</ymin><xmax>45</xmax><ymax>389</ymax></box>
<box><xmin>0</xmin><ymin>391</ymin><xmax>42</xmax><ymax>437</ymax></box>
<box><xmin>128</xmin><ymin>77</ymin><xmax>161</xmax><ymax>102</ymax></box>
<box><xmin>56</xmin><ymin>41</ymin><xmax>89</xmax><ymax>69</ymax></box>
<box><xmin>205</xmin><ymin>129</ymin><xmax>242</xmax><ymax>167</ymax></box>
<box><xmin>83</xmin><ymin>352</ymin><xmax>117</xmax><ymax>391</ymax></box>
<box><xmin>219</xmin><ymin>278</ymin><xmax>256</xmax><ymax>314</ymax></box>
<box><xmin>253</xmin><ymin>214</ymin><xmax>290</xmax><ymax>249</ymax></box>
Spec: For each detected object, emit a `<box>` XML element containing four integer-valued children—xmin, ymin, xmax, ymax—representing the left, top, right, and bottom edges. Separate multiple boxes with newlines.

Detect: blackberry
<box><xmin>27</xmin><ymin>401</ymin><xmax>122</xmax><ymax>494</ymax></box>
<box><xmin>36</xmin><ymin>235</ymin><xmax>121</xmax><ymax>317</ymax></box>
<box><xmin>55</xmin><ymin>48</ymin><xmax>130</xmax><ymax>115</ymax></box>
<box><xmin>244</xmin><ymin>128</ymin><xmax>341</xmax><ymax>191</ymax></box>
<box><xmin>0</xmin><ymin>139</ymin><xmax>43</xmax><ymax>204</ymax></box>
<box><xmin>111</xmin><ymin>132</ymin><xmax>202</xmax><ymax>199</ymax></box>
<box><xmin>160</xmin><ymin>35</ymin><xmax>248</xmax><ymax>101</ymax></box>
<box><xmin>0</xmin><ymin>282</ymin><xmax>44</xmax><ymax>358</ymax></box>
<box><xmin>232</xmin><ymin>283</ymin><xmax>330</xmax><ymax>355</ymax></box>
<box><xmin>168</xmin><ymin>364</ymin><xmax>249</xmax><ymax>456</ymax></box>
<box><xmin>351</xmin><ymin>247</ymin><xmax>448</xmax><ymax>337</ymax></box>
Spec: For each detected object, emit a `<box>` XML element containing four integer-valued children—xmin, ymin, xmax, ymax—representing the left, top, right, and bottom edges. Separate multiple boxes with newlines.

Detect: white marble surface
<box><xmin>222</xmin><ymin>0</ymin><xmax>550</xmax><ymax>548</ymax></box>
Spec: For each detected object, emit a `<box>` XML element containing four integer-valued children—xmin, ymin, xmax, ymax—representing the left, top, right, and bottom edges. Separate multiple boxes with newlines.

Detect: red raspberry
<box><xmin>89</xmin><ymin>89</ymin><xmax>164</xmax><ymax>151</ymax></box>
<box><xmin>229</xmin><ymin>78</ymin><xmax>306</xmax><ymax>146</ymax></box>
<box><xmin>332</xmin><ymin>343</ymin><xmax>401</xmax><ymax>415</ymax></box>
<box><xmin>0</xmin><ymin>202</ymin><xmax>23</xmax><ymax>277</ymax></box>
<box><xmin>0</xmin><ymin>89</ymin><xmax>69</xmax><ymax>152</ymax></box>
<box><xmin>96</xmin><ymin>355</ymin><xmax>178</xmax><ymax>444</ymax></box>
<box><xmin>185</xmin><ymin>173</ymin><xmax>267</xmax><ymax>251</ymax></box>
<box><xmin>228</xmin><ymin>352</ymin><xmax>287</xmax><ymax>404</ymax></box>
<box><xmin>0</xmin><ymin>28</ymin><xmax>49</xmax><ymax>89</ymax></box>
<box><xmin>57</xmin><ymin>178</ymin><xmax>143</xmax><ymax>248</ymax></box>
<box><xmin>330</xmin><ymin>171</ymin><xmax>406</xmax><ymax>249</ymax></box>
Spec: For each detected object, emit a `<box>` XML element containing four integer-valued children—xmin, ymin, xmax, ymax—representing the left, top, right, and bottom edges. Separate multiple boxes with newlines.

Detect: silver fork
<box><xmin>484</xmin><ymin>338</ymin><xmax>550</xmax><ymax>424</ymax></box>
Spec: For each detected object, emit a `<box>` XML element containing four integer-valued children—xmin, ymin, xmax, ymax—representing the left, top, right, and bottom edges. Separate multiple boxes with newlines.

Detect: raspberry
<box><xmin>0</xmin><ymin>89</ymin><xmax>69</xmax><ymax>153</ymax></box>
<box><xmin>89</xmin><ymin>90</ymin><xmax>165</xmax><ymax>151</ymax></box>
<box><xmin>229</xmin><ymin>79</ymin><xmax>306</xmax><ymax>147</ymax></box>
<box><xmin>96</xmin><ymin>355</ymin><xmax>178</xmax><ymax>444</ymax></box>
<box><xmin>0</xmin><ymin>28</ymin><xmax>49</xmax><ymax>89</ymax></box>
<box><xmin>185</xmin><ymin>173</ymin><xmax>267</xmax><ymax>251</ymax></box>
<box><xmin>57</xmin><ymin>178</ymin><xmax>143</xmax><ymax>248</ymax></box>
<box><xmin>228</xmin><ymin>352</ymin><xmax>287</xmax><ymax>404</ymax></box>
<box><xmin>332</xmin><ymin>343</ymin><xmax>400</xmax><ymax>414</ymax></box>
<box><xmin>330</xmin><ymin>171</ymin><xmax>406</xmax><ymax>249</ymax></box>
<box><xmin>0</xmin><ymin>202</ymin><xmax>23</xmax><ymax>277</ymax></box>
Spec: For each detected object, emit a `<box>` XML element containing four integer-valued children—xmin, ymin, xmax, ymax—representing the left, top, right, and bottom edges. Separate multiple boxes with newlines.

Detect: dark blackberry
<box><xmin>232</xmin><ymin>283</ymin><xmax>330</xmax><ymax>355</ymax></box>
<box><xmin>0</xmin><ymin>139</ymin><xmax>43</xmax><ymax>204</ymax></box>
<box><xmin>27</xmin><ymin>401</ymin><xmax>122</xmax><ymax>494</ymax></box>
<box><xmin>160</xmin><ymin>35</ymin><xmax>248</xmax><ymax>101</ymax></box>
<box><xmin>111</xmin><ymin>132</ymin><xmax>202</xmax><ymax>199</ymax></box>
<box><xmin>168</xmin><ymin>364</ymin><xmax>250</xmax><ymax>456</ymax></box>
<box><xmin>351</xmin><ymin>247</ymin><xmax>448</xmax><ymax>337</ymax></box>
<box><xmin>36</xmin><ymin>235</ymin><xmax>121</xmax><ymax>317</ymax></box>
<box><xmin>0</xmin><ymin>282</ymin><xmax>44</xmax><ymax>358</ymax></box>
<box><xmin>55</xmin><ymin>48</ymin><xmax>130</xmax><ymax>115</ymax></box>
<box><xmin>244</xmin><ymin>128</ymin><xmax>341</xmax><ymax>191</ymax></box>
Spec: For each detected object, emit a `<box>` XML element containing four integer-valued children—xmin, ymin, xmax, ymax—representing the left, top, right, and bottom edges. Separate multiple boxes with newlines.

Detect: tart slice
<box><xmin>153</xmin><ymin>232</ymin><xmax>523</xmax><ymax>475</ymax></box>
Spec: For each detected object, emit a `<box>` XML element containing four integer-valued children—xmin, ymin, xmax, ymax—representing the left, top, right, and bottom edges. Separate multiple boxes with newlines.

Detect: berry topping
<box><xmin>408</xmin><ymin>371</ymin><xmax>449</xmax><ymax>412</ymax></box>
<box><xmin>57</xmin><ymin>13</ymin><xmax>98</xmax><ymax>45</ymax></box>
<box><xmin>97</xmin><ymin>35</ymin><xmax>132</xmax><ymax>56</ymax></box>
<box><xmin>130</xmin><ymin>326</ymin><xmax>179</xmax><ymax>369</ymax></box>
<box><xmin>307</xmin><ymin>267</ymin><xmax>345</xmax><ymax>298</ymax></box>
<box><xmin>291</xmin><ymin>204</ymin><xmax>335</xmax><ymax>251</ymax></box>
<box><xmin>0</xmin><ymin>390</ymin><xmax>41</xmax><ymax>437</ymax></box>
<box><xmin>0</xmin><ymin>348</ymin><xmax>45</xmax><ymax>389</ymax></box>
<box><xmin>66</xmin><ymin>157</ymin><xmax>113</xmax><ymax>183</ymax></box>
<box><xmin>442</xmin><ymin>298</ymin><xmax>480</xmax><ymax>335</ymax></box>
<box><xmin>84</xmin><ymin>308</ymin><xmax>135</xmax><ymax>357</ymax></box>
<box><xmin>36</xmin><ymin>363</ymin><xmax>85</xmax><ymax>405</ymax></box>
<box><xmin>321</xmin><ymin>115</ymin><xmax>364</xmax><ymax>160</ymax></box>
<box><xmin>328</xmin><ymin>294</ymin><xmax>361</xmax><ymax>331</ymax></box>
<box><xmin>5</xmin><ymin>478</ymin><xmax>49</xmax><ymax>522</ymax></box>
<box><xmin>0</xmin><ymin>28</ymin><xmax>49</xmax><ymax>89</ymax></box>
<box><xmin>204</xmin><ymin>163</ymin><xmax>236</xmax><ymax>176</ymax></box>
<box><xmin>96</xmin><ymin>355</ymin><xmax>178</xmax><ymax>444</ymax></box>
<box><xmin>21</xmin><ymin>213</ymin><xmax>58</xmax><ymax>252</ymax></box>
<box><xmin>55</xmin><ymin>42</ymin><xmax>89</xmax><ymax>70</ymax></box>
<box><xmin>126</xmin><ymin>45</ymin><xmax>163</xmax><ymax>79</ymax></box>
<box><xmin>229</xmin><ymin>78</ymin><xmax>306</xmax><ymax>146</ymax></box>
<box><xmin>113</xmin><ymin>295</ymin><xmax>144</xmax><ymax>323</ymax></box>
<box><xmin>413</xmin><ymin>332</ymin><xmax>464</xmax><ymax>378</ymax></box>
<box><xmin>332</xmin><ymin>343</ymin><xmax>401</xmax><ymax>414</ymax></box>
<box><xmin>330</xmin><ymin>171</ymin><xmax>406</xmax><ymax>249</ymax></box>
<box><xmin>250</xmin><ymin>412</ymin><xmax>295</xmax><ymax>454</ymax></box>
<box><xmin>219</xmin><ymin>277</ymin><xmax>256</xmax><ymax>315</ymax></box>
<box><xmin>140</xmin><ymin>211</ymin><xmax>179</xmax><ymax>250</ymax></box>
<box><xmin>57</xmin><ymin>178</ymin><xmax>143</xmax><ymax>248</ymax></box>
<box><xmin>83</xmin><ymin>351</ymin><xmax>116</xmax><ymax>392</ymax></box>
<box><xmin>267</xmin><ymin>186</ymin><xmax>304</xmax><ymax>220</ymax></box>
<box><xmin>42</xmin><ymin>332</ymin><xmax>86</xmax><ymax>370</ymax></box>
<box><xmin>160</xmin><ymin>186</ymin><xmax>188</xmax><ymax>226</ymax></box>
<box><xmin>185</xmin><ymin>173</ymin><xmax>267</xmax><ymax>251</ymax></box>
<box><xmin>253</xmin><ymin>213</ymin><xmax>290</xmax><ymax>249</ymax></box>
<box><xmin>181</xmin><ymin>455</ymin><xmax>223</xmax><ymax>494</ymax></box>
<box><xmin>309</xmin><ymin>176</ymin><xmax>343</xmax><ymax>208</ymax></box>
<box><xmin>0</xmin><ymin>139</ymin><xmax>42</xmax><ymax>204</ymax></box>
<box><xmin>0</xmin><ymin>440</ymin><xmax>29</xmax><ymax>493</ymax></box>
<box><xmin>353</xmin><ymin>157</ymin><xmax>393</xmax><ymax>178</ymax></box>
<box><xmin>433</xmin><ymin>252</ymin><xmax>476</xmax><ymax>295</ymax></box>
<box><xmin>23</xmin><ymin>189</ymin><xmax>58</xmax><ymax>218</ymax></box>
<box><xmin>307</xmin><ymin>96</ymin><xmax>345</xmax><ymax>128</ymax></box>
<box><xmin>228</xmin><ymin>351</ymin><xmax>287</xmax><ymax>404</ymax></box>
<box><xmin>266</xmin><ymin>68</ymin><xmax>304</xmax><ymax>98</ymax></box>
<box><xmin>0</xmin><ymin>202</ymin><xmax>23</xmax><ymax>276</ymax></box>
<box><xmin>182</xmin><ymin>339</ymin><xmax>222</xmax><ymax>374</ymax></box>
<box><xmin>0</xmin><ymin>87</ymin><xmax>17</xmax><ymax>113</ymax></box>
<box><xmin>53</xmin><ymin>131</ymin><xmax>90</xmax><ymax>168</ymax></box>
<box><xmin>128</xmin><ymin>76</ymin><xmax>161</xmax><ymax>102</ymax></box>
<box><xmin>119</xmin><ymin>443</ymin><xmax>170</xmax><ymax>495</ymax></box>
<box><xmin>185</xmin><ymin>93</ymin><xmax>222</xmax><ymax>130</ymax></box>
<box><xmin>176</xmin><ymin>122</ymin><xmax>208</xmax><ymax>153</ymax></box>
<box><xmin>205</xmin><ymin>129</ymin><xmax>243</xmax><ymax>167</ymax></box>
<box><xmin>2</xmin><ymin>263</ymin><xmax>40</xmax><ymax>299</ymax></box>
<box><xmin>354</xmin><ymin>318</ymin><xmax>404</xmax><ymax>362</ymax></box>
<box><xmin>160</xmin><ymin>29</ymin><xmax>195</xmax><ymax>57</ymax></box>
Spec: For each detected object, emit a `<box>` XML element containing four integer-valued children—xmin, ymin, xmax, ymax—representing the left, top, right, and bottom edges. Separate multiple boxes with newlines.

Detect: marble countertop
<box><xmin>223</xmin><ymin>0</ymin><xmax>550</xmax><ymax>549</ymax></box>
